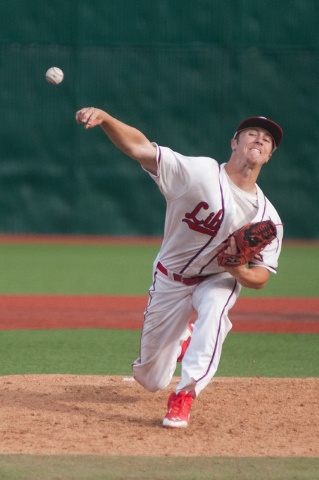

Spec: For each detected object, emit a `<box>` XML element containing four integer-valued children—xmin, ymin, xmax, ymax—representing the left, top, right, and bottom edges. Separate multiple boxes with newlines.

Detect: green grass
<box><xmin>0</xmin><ymin>455</ymin><xmax>318</xmax><ymax>480</ymax></box>
<box><xmin>0</xmin><ymin>244</ymin><xmax>158</xmax><ymax>295</ymax></box>
<box><xmin>218</xmin><ymin>333</ymin><xmax>319</xmax><ymax>377</ymax></box>
<box><xmin>0</xmin><ymin>329</ymin><xmax>140</xmax><ymax>376</ymax></box>
<box><xmin>241</xmin><ymin>247</ymin><xmax>319</xmax><ymax>297</ymax></box>
<box><xmin>0</xmin><ymin>244</ymin><xmax>318</xmax><ymax>296</ymax></box>
<box><xmin>0</xmin><ymin>329</ymin><xmax>317</xmax><ymax>378</ymax></box>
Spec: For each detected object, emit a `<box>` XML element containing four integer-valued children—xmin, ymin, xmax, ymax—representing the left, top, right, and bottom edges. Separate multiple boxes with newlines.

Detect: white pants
<box><xmin>132</xmin><ymin>263</ymin><xmax>241</xmax><ymax>397</ymax></box>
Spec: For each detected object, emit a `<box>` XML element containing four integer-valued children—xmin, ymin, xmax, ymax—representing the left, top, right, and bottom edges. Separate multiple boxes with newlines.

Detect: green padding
<box><xmin>1</xmin><ymin>2</ymin><xmax>319</xmax><ymax>237</ymax></box>
<box><xmin>0</xmin><ymin>330</ymin><xmax>317</xmax><ymax>378</ymax></box>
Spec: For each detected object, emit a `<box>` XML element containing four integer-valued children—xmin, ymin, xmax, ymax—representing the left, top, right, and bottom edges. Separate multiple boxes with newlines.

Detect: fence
<box><xmin>1</xmin><ymin>1</ymin><xmax>318</xmax><ymax>237</ymax></box>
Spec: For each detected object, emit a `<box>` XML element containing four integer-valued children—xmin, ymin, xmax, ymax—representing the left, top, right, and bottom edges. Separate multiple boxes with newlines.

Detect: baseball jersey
<box><xmin>145</xmin><ymin>144</ymin><xmax>283</xmax><ymax>277</ymax></box>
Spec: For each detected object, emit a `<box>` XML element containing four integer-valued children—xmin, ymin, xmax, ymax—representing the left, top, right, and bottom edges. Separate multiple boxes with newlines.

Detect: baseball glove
<box><xmin>217</xmin><ymin>220</ymin><xmax>277</xmax><ymax>267</ymax></box>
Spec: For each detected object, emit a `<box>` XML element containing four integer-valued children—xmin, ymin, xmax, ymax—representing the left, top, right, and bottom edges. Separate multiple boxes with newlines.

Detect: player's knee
<box><xmin>135</xmin><ymin>375</ymin><xmax>169</xmax><ymax>393</ymax></box>
<box><xmin>132</xmin><ymin>363</ymin><xmax>170</xmax><ymax>392</ymax></box>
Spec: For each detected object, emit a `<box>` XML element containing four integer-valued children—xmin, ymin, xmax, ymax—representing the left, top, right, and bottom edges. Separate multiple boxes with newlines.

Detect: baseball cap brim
<box><xmin>234</xmin><ymin>116</ymin><xmax>283</xmax><ymax>149</ymax></box>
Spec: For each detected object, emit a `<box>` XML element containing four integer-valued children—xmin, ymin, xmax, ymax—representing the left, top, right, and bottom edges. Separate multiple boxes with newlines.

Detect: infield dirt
<box><xmin>0</xmin><ymin>295</ymin><xmax>318</xmax><ymax>333</ymax></box>
<box><xmin>0</xmin><ymin>375</ymin><xmax>318</xmax><ymax>457</ymax></box>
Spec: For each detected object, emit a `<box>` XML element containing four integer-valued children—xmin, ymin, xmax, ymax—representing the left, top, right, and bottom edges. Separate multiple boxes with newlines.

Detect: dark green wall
<box><xmin>1</xmin><ymin>1</ymin><xmax>319</xmax><ymax>237</ymax></box>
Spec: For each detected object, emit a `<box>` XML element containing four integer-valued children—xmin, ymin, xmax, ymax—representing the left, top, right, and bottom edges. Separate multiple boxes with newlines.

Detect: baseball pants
<box><xmin>132</xmin><ymin>261</ymin><xmax>241</xmax><ymax>397</ymax></box>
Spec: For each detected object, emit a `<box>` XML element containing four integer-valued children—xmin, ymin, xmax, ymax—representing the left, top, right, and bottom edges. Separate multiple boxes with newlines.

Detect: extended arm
<box><xmin>75</xmin><ymin>107</ymin><xmax>157</xmax><ymax>175</ymax></box>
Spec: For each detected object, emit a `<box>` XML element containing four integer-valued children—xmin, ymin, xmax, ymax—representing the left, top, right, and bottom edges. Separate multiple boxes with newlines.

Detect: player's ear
<box><xmin>230</xmin><ymin>138</ymin><xmax>237</xmax><ymax>151</ymax></box>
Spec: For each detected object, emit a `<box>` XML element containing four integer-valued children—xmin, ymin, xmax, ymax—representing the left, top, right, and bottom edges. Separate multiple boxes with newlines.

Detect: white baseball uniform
<box><xmin>132</xmin><ymin>145</ymin><xmax>283</xmax><ymax>397</ymax></box>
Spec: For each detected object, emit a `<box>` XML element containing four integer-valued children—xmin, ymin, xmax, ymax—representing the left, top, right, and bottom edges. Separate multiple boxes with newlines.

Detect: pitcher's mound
<box><xmin>0</xmin><ymin>375</ymin><xmax>317</xmax><ymax>457</ymax></box>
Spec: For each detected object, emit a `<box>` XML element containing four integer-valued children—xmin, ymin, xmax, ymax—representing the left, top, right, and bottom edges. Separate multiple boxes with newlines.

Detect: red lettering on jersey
<box><xmin>182</xmin><ymin>202</ymin><xmax>223</xmax><ymax>237</ymax></box>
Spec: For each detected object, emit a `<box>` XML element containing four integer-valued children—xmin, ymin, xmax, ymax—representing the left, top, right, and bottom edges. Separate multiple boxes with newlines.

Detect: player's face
<box><xmin>231</xmin><ymin>128</ymin><xmax>273</xmax><ymax>165</ymax></box>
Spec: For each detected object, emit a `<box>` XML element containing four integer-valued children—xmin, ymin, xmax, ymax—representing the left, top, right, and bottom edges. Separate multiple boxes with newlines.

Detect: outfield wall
<box><xmin>1</xmin><ymin>1</ymin><xmax>319</xmax><ymax>238</ymax></box>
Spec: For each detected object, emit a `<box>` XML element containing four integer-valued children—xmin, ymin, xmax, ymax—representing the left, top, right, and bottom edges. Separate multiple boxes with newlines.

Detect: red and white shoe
<box><xmin>162</xmin><ymin>391</ymin><xmax>195</xmax><ymax>428</ymax></box>
<box><xmin>177</xmin><ymin>323</ymin><xmax>194</xmax><ymax>362</ymax></box>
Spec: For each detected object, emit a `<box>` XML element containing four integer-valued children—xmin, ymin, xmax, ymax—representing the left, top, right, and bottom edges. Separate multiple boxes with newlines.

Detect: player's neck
<box><xmin>224</xmin><ymin>163</ymin><xmax>258</xmax><ymax>195</ymax></box>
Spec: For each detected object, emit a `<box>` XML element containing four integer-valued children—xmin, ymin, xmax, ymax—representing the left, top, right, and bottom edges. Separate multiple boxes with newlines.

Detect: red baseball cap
<box><xmin>234</xmin><ymin>116</ymin><xmax>283</xmax><ymax>150</ymax></box>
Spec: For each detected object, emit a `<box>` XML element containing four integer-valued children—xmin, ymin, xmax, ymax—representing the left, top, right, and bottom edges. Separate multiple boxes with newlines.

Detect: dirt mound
<box><xmin>0</xmin><ymin>375</ymin><xmax>317</xmax><ymax>457</ymax></box>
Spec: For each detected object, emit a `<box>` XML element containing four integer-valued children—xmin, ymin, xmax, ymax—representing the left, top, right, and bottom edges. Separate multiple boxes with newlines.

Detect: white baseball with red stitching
<box><xmin>45</xmin><ymin>67</ymin><xmax>64</xmax><ymax>85</ymax></box>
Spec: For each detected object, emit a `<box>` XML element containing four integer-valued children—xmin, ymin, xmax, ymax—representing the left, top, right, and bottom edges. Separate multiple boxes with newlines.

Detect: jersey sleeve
<box><xmin>143</xmin><ymin>144</ymin><xmax>209</xmax><ymax>201</ymax></box>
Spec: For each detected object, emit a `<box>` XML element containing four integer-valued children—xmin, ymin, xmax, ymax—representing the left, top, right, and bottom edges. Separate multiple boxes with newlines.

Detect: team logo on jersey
<box><xmin>182</xmin><ymin>202</ymin><xmax>223</xmax><ymax>237</ymax></box>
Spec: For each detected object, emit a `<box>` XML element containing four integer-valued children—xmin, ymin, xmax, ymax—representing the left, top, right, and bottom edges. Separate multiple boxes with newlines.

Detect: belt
<box><xmin>157</xmin><ymin>262</ymin><xmax>206</xmax><ymax>286</ymax></box>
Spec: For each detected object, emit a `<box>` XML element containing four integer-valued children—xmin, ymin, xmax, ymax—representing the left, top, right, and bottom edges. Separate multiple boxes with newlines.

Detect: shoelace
<box><xmin>169</xmin><ymin>393</ymin><xmax>193</xmax><ymax>415</ymax></box>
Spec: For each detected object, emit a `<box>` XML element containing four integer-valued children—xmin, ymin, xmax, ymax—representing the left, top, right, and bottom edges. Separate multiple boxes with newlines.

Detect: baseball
<box><xmin>45</xmin><ymin>67</ymin><xmax>64</xmax><ymax>85</ymax></box>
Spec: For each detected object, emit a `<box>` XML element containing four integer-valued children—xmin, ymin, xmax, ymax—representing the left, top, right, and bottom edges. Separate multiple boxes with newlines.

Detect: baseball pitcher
<box><xmin>76</xmin><ymin>109</ymin><xmax>283</xmax><ymax>428</ymax></box>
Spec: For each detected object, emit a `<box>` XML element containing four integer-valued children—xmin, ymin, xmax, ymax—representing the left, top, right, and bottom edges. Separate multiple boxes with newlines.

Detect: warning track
<box><xmin>0</xmin><ymin>295</ymin><xmax>318</xmax><ymax>333</ymax></box>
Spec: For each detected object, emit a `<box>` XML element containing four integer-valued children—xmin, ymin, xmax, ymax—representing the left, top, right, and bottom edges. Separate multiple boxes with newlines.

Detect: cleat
<box><xmin>163</xmin><ymin>391</ymin><xmax>195</xmax><ymax>428</ymax></box>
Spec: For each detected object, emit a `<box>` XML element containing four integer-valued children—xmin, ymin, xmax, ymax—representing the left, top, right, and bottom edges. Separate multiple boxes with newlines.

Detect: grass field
<box><xmin>0</xmin><ymin>329</ymin><xmax>318</xmax><ymax>377</ymax></box>
<box><xmin>0</xmin><ymin>241</ymin><xmax>318</xmax><ymax>479</ymax></box>
<box><xmin>1</xmin><ymin>455</ymin><xmax>318</xmax><ymax>480</ymax></box>
<box><xmin>0</xmin><ymin>243</ymin><xmax>318</xmax><ymax>296</ymax></box>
